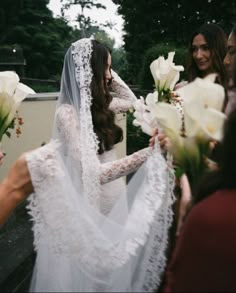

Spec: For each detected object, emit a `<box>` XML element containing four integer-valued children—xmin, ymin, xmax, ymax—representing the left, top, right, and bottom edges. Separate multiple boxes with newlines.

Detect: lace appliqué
<box><xmin>111</xmin><ymin>69</ymin><xmax>136</xmax><ymax>103</ymax></box>
<box><xmin>26</xmin><ymin>141</ymin><xmax>65</xmax><ymax>250</ymax></box>
<box><xmin>109</xmin><ymin>97</ymin><xmax>133</xmax><ymax>113</ymax></box>
<box><xmin>72</xmin><ymin>38</ymin><xmax>101</xmax><ymax>208</ymax></box>
<box><xmin>56</xmin><ymin>104</ymin><xmax>80</xmax><ymax>161</ymax></box>
<box><xmin>100</xmin><ymin>147</ymin><xmax>151</xmax><ymax>184</ymax></box>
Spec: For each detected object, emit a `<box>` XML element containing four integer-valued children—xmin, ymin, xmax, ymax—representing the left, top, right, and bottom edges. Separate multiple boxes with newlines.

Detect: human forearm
<box><xmin>0</xmin><ymin>154</ymin><xmax>33</xmax><ymax>227</ymax></box>
<box><xmin>0</xmin><ymin>178</ymin><xmax>24</xmax><ymax>226</ymax></box>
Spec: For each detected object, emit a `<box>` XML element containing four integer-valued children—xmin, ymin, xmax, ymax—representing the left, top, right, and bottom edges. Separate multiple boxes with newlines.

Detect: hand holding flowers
<box><xmin>133</xmin><ymin>53</ymin><xmax>226</xmax><ymax>190</ymax></box>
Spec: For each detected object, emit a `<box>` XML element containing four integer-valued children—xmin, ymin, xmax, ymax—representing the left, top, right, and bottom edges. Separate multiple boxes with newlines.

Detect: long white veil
<box><xmin>26</xmin><ymin>37</ymin><xmax>175</xmax><ymax>292</ymax></box>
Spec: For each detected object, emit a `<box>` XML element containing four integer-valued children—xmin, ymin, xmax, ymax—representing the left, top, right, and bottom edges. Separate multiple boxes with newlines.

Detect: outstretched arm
<box><xmin>0</xmin><ymin>153</ymin><xmax>33</xmax><ymax>226</ymax></box>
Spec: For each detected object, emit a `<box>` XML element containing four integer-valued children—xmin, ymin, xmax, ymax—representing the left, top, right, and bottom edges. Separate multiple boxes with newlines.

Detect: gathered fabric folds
<box><xmin>26</xmin><ymin>37</ymin><xmax>175</xmax><ymax>292</ymax></box>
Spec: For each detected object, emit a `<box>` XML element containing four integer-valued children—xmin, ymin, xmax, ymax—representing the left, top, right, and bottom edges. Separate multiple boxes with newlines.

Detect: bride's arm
<box><xmin>109</xmin><ymin>70</ymin><xmax>137</xmax><ymax>113</ymax></box>
<box><xmin>56</xmin><ymin>104</ymin><xmax>151</xmax><ymax>184</ymax></box>
<box><xmin>100</xmin><ymin>147</ymin><xmax>151</xmax><ymax>184</ymax></box>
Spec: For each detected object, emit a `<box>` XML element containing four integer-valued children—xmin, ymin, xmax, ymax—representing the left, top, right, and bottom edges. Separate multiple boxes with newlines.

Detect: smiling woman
<box><xmin>187</xmin><ymin>24</ymin><xmax>227</xmax><ymax>87</ymax></box>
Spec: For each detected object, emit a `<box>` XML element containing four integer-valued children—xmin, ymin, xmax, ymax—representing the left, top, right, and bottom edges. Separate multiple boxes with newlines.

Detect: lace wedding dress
<box><xmin>26</xmin><ymin>37</ymin><xmax>175</xmax><ymax>292</ymax></box>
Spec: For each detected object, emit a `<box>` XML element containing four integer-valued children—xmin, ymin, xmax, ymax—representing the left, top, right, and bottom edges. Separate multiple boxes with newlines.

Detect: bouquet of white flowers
<box><xmin>133</xmin><ymin>53</ymin><xmax>226</xmax><ymax>189</ymax></box>
<box><xmin>0</xmin><ymin>71</ymin><xmax>35</xmax><ymax>142</ymax></box>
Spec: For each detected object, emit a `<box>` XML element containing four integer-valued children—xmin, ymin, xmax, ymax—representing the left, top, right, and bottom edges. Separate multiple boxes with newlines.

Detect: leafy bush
<box><xmin>127</xmin><ymin>111</ymin><xmax>150</xmax><ymax>155</ymax></box>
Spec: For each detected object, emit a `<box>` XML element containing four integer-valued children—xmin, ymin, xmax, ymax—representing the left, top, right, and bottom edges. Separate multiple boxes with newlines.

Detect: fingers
<box><xmin>158</xmin><ymin>134</ymin><xmax>171</xmax><ymax>150</ymax></box>
<box><xmin>149</xmin><ymin>130</ymin><xmax>171</xmax><ymax>151</ymax></box>
<box><xmin>209</xmin><ymin>140</ymin><xmax>217</xmax><ymax>150</ymax></box>
<box><xmin>204</xmin><ymin>156</ymin><xmax>218</xmax><ymax>171</ymax></box>
<box><xmin>0</xmin><ymin>151</ymin><xmax>5</xmax><ymax>166</ymax></box>
<box><xmin>149</xmin><ymin>128</ymin><xmax>158</xmax><ymax>148</ymax></box>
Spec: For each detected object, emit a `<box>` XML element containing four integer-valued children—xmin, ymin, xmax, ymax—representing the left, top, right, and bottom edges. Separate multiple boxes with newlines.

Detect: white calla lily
<box><xmin>200</xmin><ymin>108</ymin><xmax>226</xmax><ymax>141</ymax></box>
<box><xmin>0</xmin><ymin>71</ymin><xmax>35</xmax><ymax>140</ymax></box>
<box><xmin>14</xmin><ymin>82</ymin><xmax>35</xmax><ymax>108</ymax></box>
<box><xmin>146</xmin><ymin>91</ymin><xmax>158</xmax><ymax>107</ymax></box>
<box><xmin>176</xmin><ymin>76</ymin><xmax>225</xmax><ymax>111</ymax></box>
<box><xmin>153</xmin><ymin>102</ymin><xmax>182</xmax><ymax>135</ymax></box>
<box><xmin>150</xmin><ymin>52</ymin><xmax>184</xmax><ymax>92</ymax></box>
<box><xmin>0</xmin><ymin>71</ymin><xmax>19</xmax><ymax>96</ymax></box>
<box><xmin>183</xmin><ymin>99</ymin><xmax>204</xmax><ymax>137</ymax></box>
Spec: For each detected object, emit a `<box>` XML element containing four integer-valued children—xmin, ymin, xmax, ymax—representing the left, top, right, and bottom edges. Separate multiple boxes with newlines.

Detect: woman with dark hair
<box><xmin>174</xmin><ymin>24</ymin><xmax>228</xmax><ymax>235</ymax></box>
<box><xmin>176</xmin><ymin>24</ymin><xmax>228</xmax><ymax>104</ymax></box>
<box><xmin>187</xmin><ymin>23</ymin><xmax>227</xmax><ymax>86</ymax></box>
<box><xmin>163</xmin><ymin>106</ymin><xmax>236</xmax><ymax>292</ymax></box>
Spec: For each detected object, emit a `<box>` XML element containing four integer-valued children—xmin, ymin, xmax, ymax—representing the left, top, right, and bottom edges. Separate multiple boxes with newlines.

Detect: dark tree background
<box><xmin>0</xmin><ymin>0</ymin><xmax>124</xmax><ymax>82</ymax></box>
<box><xmin>0</xmin><ymin>0</ymin><xmax>82</xmax><ymax>79</ymax></box>
<box><xmin>112</xmin><ymin>0</ymin><xmax>236</xmax><ymax>83</ymax></box>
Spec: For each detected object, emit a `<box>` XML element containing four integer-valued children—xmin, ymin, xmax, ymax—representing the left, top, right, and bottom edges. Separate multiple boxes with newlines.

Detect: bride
<box><xmin>5</xmin><ymin>37</ymin><xmax>175</xmax><ymax>292</ymax></box>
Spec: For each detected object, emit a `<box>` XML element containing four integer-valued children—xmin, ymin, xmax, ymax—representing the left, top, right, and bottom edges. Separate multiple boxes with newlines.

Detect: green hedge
<box><xmin>127</xmin><ymin>111</ymin><xmax>150</xmax><ymax>155</ymax></box>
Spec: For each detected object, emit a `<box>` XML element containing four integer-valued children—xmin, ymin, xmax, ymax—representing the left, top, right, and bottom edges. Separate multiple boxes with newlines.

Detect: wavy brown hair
<box><xmin>90</xmin><ymin>40</ymin><xmax>123</xmax><ymax>154</ymax></box>
<box><xmin>186</xmin><ymin>23</ymin><xmax>228</xmax><ymax>110</ymax></box>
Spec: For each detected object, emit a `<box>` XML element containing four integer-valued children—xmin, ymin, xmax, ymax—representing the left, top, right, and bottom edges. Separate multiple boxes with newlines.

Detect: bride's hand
<box><xmin>149</xmin><ymin>129</ymin><xmax>171</xmax><ymax>151</ymax></box>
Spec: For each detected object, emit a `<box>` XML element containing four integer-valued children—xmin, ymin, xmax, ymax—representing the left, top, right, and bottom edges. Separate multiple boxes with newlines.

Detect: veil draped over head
<box><xmin>26</xmin><ymin>37</ymin><xmax>175</xmax><ymax>292</ymax></box>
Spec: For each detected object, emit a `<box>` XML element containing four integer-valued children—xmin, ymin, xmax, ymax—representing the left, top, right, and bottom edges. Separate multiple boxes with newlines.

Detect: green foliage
<box><xmin>111</xmin><ymin>47</ymin><xmax>129</xmax><ymax>80</ymax></box>
<box><xmin>126</xmin><ymin>112</ymin><xmax>149</xmax><ymax>155</ymax></box>
<box><xmin>61</xmin><ymin>0</ymin><xmax>106</xmax><ymax>38</ymax></box>
<box><xmin>0</xmin><ymin>0</ymin><xmax>81</xmax><ymax>79</ymax></box>
<box><xmin>30</xmin><ymin>83</ymin><xmax>59</xmax><ymax>93</ymax></box>
<box><xmin>95</xmin><ymin>30</ymin><xmax>115</xmax><ymax>49</ymax></box>
<box><xmin>139</xmin><ymin>44</ymin><xmax>187</xmax><ymax>90</ymax></box>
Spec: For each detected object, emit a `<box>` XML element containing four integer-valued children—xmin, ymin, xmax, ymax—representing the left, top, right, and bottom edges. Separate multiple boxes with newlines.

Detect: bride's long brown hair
<box><xmin>91</xmin><ymin>40</ymin><xmax>123</xmax><ymax>154</ymax></box>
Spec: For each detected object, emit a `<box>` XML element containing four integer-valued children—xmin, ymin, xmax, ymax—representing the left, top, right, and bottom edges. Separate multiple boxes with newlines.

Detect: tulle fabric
<box><xmin>26</xmin><ymin>37</ymin><xmax>175</xmax><ymax>292</ymax></box>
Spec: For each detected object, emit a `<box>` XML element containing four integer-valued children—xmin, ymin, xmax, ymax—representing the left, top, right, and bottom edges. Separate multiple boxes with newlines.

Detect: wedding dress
<box><xmin>26</xmin><ymin>37</ymin><xmax>175</xmax><ymax>292</ymax></box>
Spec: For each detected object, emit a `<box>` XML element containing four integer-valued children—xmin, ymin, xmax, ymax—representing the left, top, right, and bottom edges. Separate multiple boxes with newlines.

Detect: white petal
<box><xmin>14</xmin><ymin>82</ymin><xmax>35</xmax><ymax>108</ymax></box>
<box><xmin>146</xmin><ymin>91</ymin><xmax>158</xmax><ymax>105</ymax></box>
<box><xmin>183</xmin><ymin>99</ymin><xmax>204</xmax><ymax>137</ymax></box>
<box><xmin>177</xmin><ymin>77</ymin><xmax>225</xmax><ymax>111</ymax></box>
<box><xmin>133</xmin><ymin>119</ymin><xmax>141</xmax><ymax>127</ymax></box>
<box><xmin>140</xmin><ymin>121</ymin><xmax>154</xmax><ymax>136</ymax></box>
<box><xmin>0</xmin><ymin>71</ymin><xmax>19</xmax><ymax>96</ymax></box>
<box><xmin>167</xmin><ymin>52</ymin><xmax>175</xmax><ymax>63</ymax></box>
<box><xmin>200</xmin><ymin>108</ymin><xmax>226</xmax><ymax>141</ymax></box>
<box><xmin>154</xmin><ymin>102</ymin><xmax>182</xmax><ymax>135</ymax></box>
